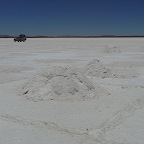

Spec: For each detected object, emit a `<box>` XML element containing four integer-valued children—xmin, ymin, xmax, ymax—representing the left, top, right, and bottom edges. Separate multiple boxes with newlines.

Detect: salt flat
<box><xmin>0</xmin><ymin>38</ymin><xmax>144</xmax><ymax>144</ymax></box>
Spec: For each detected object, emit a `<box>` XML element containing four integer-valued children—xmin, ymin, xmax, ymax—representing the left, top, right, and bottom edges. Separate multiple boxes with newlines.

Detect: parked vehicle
<box><xmin>14</xmin><ymin>34</ymin><xmax>26</xmax><ymax>42</ymax></box>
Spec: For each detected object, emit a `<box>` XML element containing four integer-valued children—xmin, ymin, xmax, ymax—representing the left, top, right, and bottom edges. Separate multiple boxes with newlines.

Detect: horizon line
<box><xmin>1</xmin><ymin>35</ymin><xmax>144</xmax><ymax>38</ymax></box>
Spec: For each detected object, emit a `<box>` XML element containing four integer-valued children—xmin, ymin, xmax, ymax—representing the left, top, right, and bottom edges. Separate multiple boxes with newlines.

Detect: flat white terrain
<box><xmin>0</xmin><ymin>38</ymin><xmax>144</xmax><ymax>144</ymax></box>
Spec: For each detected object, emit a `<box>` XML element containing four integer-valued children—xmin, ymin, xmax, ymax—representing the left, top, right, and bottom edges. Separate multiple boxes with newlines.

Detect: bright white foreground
<box><xmin>0</xmin><ymin>38</ymin><xmax>144</xmax><ymax>144</ymax></box>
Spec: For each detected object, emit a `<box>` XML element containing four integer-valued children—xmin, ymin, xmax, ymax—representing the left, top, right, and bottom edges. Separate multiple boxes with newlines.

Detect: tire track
<box><xmin>89</xmin><ymin>96</ymin><xmax>144</xmax><ymax>143</ymax></box>
<box><xmin>0</xmin><ymin>113</ymin><xmax>99</xmax><ymax>144</ymax></box>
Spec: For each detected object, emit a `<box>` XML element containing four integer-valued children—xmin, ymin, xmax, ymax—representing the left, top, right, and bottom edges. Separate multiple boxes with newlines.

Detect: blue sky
<box><xmin>0</xmin><ymin>0</ymin><xmax>144</xmax><ymax>36</ymax></box>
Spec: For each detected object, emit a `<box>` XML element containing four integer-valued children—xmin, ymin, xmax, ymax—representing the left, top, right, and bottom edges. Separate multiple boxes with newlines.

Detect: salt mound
<box><xmin>111</xmin><ymin>68</ymin><xmax>138</xmax><ymax>78</ymax></box>
<box><xmin>103</xmin><ymin>45</ymin><xmax>121</xmax><ymax>53</ymax></box>
<box><xmin>84</xmin><ymin>59</ymin><xmax>112</xmax><ymax>78</ymax></box>
<box><xmin>19</xmin><ymin>66</ymin><xmax>103</xmax><ymax>101</ymax></box>
<box><xmin>84</xmin><ymin>59</ymin><xmax>138</xmax><ymax>79</ymax></box>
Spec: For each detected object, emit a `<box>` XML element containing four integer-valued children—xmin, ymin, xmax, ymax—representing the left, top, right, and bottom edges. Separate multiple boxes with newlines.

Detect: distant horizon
<box><xmin>1</xmin><ymin>34</ymin><xmax>144</xmax><ymax>38</ymax></box>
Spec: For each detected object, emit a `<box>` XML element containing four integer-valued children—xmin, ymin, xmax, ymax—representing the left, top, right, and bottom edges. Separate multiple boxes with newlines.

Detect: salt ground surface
<box><xmin>0</xmin><ymin>38</ymin><xmax>144</xmax><ymax>144</ymax></box>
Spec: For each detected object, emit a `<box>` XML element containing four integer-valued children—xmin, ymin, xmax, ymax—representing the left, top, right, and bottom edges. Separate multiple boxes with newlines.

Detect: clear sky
<box><xmin>0</xmin><ymin>0</ymin><xmax>144</xmax><ymax>36</ymax></box>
